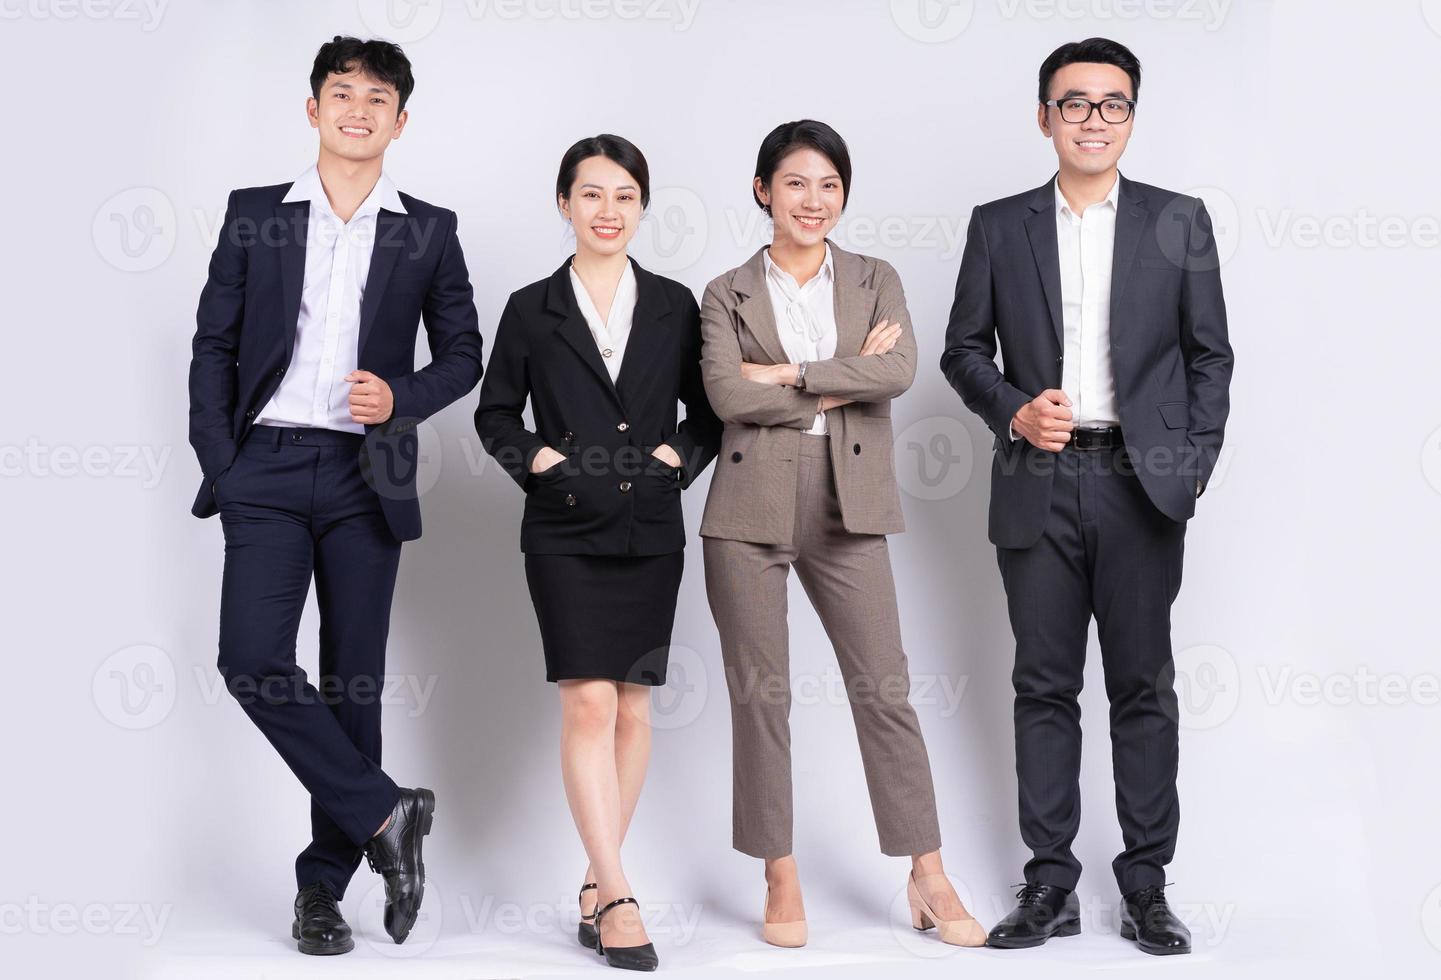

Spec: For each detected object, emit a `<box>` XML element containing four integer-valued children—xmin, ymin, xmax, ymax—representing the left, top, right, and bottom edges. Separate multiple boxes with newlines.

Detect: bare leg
<box><xmin>763</xmin><ymin>854</ymin><xmax>805</xmax><ymax>922</ymax></box>
<box><xmin>912</xmin><ymin>849</ymin><xmax>965</xmax><ymax>918</ymax></box>
<box><xmin>560</xmin><ymin>679</ymin><xmax>649</xmax><ymax>947</ymax></box>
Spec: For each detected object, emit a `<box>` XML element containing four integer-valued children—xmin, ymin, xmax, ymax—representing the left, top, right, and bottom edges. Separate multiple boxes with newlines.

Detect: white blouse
<box><xmin>762</xmin><ymin>244</ymin><xmax>837</xmax><ymax>434</ymax></box>
<box><xmin>569</xmin><ymin>259</ymin><xmax>638</xmax><ymax>383</ymax></box>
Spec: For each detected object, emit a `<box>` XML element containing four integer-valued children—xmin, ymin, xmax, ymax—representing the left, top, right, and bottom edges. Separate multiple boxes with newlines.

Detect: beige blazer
<box><xmin>698</xmin><ymin>241</ymin><xmax>917</xmax><ymax>545</ymax></box>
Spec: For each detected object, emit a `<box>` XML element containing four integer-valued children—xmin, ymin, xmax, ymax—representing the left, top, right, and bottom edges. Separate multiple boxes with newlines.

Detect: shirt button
<box><xmin>616</xmin><ymin>422</ymin><xmax>629</xmax><ymax>432</ymax></box>
<box><xmin>619</xmin><ymin>481</ymin><xmax>632</xmax><ymax>493</ymax></box>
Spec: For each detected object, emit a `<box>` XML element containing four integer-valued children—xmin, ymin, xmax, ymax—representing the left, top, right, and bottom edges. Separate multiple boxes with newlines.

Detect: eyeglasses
<box><xmin>1043</xmin><ymin>98</ymin><xmax>1135</xmax><ymax>124</ymax></box>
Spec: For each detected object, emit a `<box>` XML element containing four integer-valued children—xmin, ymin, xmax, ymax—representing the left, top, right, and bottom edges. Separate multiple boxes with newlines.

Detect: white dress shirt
<box><xmin>256</xmin><ymin>165</ymin><xmax>407</xmax><ymax>434</ymax></box>
<box><xmin>568</xmin><ymin>259</ymin><xmax>638</xmax><ymax>383</ymax></box>
<box><xmin>1009</xmin><ymin>175</ymin><xmax>1122</xmax><ymax>441</ymax></box>
<box><xmin>762</xmin><ymin>244</ymin><xmax>837</xmax><ymax>435</ymax></box>
<box><xmin>1055</xmin><ymin>174</ymin><xmax>1121</xmax><ymax>427</ymax></box>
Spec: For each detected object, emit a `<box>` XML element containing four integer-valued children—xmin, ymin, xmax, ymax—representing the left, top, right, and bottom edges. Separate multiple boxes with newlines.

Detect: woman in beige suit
<box><xmin>698</xmin><ymin>119</ymin><xmax>985</xmax><ymax>948</ymax></box>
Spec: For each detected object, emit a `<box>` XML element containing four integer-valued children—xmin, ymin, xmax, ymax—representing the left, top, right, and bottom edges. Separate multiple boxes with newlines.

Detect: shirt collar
<box><xmin>567</xmin><ymin>258</ymin><xmax>638</xmax><ymax>319</ymax></box>
<box><xmin>763</xmin><ymin>242</ymin><xmax>834</xmax><ymax>291</ymax></box>
<box><xmin>1054</xmin><ymin>173</ymin><xmax>1119</xmax><ymax>220</ymax></box>
<box><xmin>282</xmin><ymin>165</ymin><xmax>407</xmax><ymax>217</ymax></box>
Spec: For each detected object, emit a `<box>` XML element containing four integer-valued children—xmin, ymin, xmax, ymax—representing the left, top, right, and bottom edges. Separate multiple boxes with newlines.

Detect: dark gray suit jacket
<box><xmin>940</xmin><ymin>174</ymin><xmax>1233</xmax><ymax>548</ymax></box>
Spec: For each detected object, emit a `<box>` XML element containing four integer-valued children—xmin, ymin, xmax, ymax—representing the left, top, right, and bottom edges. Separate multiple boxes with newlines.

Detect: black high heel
<box><xmin>578</xmin><ymin>882</ymin><xmax>599</xmax><ymax>949</ymax></box>
<box><xmin>594</xmin><ymin>895</ymin><xmax>658</xmax><ymax>971</ymax></box>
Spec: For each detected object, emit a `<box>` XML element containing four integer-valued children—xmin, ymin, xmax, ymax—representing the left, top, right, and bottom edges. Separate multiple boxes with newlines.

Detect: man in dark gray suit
<box><xmin>940</xmin><ymin>37</ymin><xmax>1233</xmax><ymax>956</ymax></box>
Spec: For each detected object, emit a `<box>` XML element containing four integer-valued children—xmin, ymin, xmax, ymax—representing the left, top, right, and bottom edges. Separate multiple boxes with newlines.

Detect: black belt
<box><xmin>251</xmin><ymin>424</ymin><xmax>366</xmax><ymax>448</ymax></box>
<box><xmin>1070</xmin><ymin>425</ymin><xmax>1123</xmax><ymax>451</ymax></box>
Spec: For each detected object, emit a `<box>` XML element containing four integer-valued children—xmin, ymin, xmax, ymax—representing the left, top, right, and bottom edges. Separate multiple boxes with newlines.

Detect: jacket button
<box><xmin>619</xmin><ymin>481</ymin><xmax>632</xmax><ymax>493</ymax></box>
<box><xmin>852</xmin><ymin>443</ymin><xmax>861</xmax><ymax>455</ymax></box>
<box><xmin>1056</xmin><ymin>355</ymin><xmax>1063</xmax><ymax>364</ymax></box>
<box><xmin>617</xmin><ymin>422</ymin><xmax>629</xmax><ymax>432</ymax></box>
<box><xmin>563</xmin><ymin>431</ymin><xmax>573</xmax><ymax>442</ymax></box>
<box><xmin>731</xmin><ymin>451</ymin><xmax>743</xmax><ymax>463</ymax></box>
<box><xmin>566</xmin><ymin>494</ymin><xmax>577</xmax><ymax>507</ymax></box>
<box><xmin>245</xmin><ymin>409</ymin><xmax>256</xmax><ymax>419</ymax></box>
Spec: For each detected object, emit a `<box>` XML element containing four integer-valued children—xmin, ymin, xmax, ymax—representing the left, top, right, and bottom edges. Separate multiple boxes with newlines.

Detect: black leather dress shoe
<box><xmin>291</xmin><ymin>882</ymin><xmax>353</xmax><ymax>955</ymax></box>
<box><xmin>986</xmin><ymin>882</ymin><xmax>1081</xmax><ymax>949</ymax></box>
<box><xmin>363</xmin><ymin>787</ymin><xmax>436</xmax><ymax>944</ymax></box>
<box><xmin>1120</xmin><ymin>885</ymin><xmax>1191</xmax><ymax>955</ymax></box>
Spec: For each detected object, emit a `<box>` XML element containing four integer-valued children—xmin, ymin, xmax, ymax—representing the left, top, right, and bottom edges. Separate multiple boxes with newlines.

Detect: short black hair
<box><xmin>555</xmin><ymin>134</ymin><xmax>652</xmax><ymax>209</ymax></box>
<box><xmin>310</xmin><ymin>36</ymin><xmax>415</xmax><ymax>111</ymax></box>
<box><xmin>1037</xmin><ymin>37</ymin><xmax>1141</xmax><ymax>104</ymax></box>
<box><xmin>753</xmin><ymin>120</ymin><xmax>852</xmax><ymax>214</ymax></box>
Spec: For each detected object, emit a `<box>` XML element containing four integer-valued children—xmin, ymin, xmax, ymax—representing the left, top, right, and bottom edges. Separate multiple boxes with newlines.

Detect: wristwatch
<box><xmin>794</xmin><ymin>360</ymin><xmax>808</xmax><ymax>389</ymax></box>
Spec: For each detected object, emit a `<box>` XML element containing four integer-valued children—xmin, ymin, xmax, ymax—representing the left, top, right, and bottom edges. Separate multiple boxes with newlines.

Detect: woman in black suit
<box><xmin>475</xmin><ymin>134</ymin><xmax>720</xmax><ymax>971</ymax></box>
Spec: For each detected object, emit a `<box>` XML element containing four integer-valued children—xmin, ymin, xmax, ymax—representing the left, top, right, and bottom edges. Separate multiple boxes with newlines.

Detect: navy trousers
<box><xmin>996</xmin><ymin>444</ymin><xmax>1186</xmax><ymax>895</ymax></box>
<box><xmin>215</xmin><ymin>424</ymin><xmax>402</xmax><ymax>899</ymax></box>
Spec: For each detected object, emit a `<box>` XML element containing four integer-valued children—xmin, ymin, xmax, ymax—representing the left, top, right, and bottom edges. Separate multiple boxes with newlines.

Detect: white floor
<box><xmin>128</xmin><ymin>902</ymin><xmax>1353</xmax><ymax>979</ymax></box>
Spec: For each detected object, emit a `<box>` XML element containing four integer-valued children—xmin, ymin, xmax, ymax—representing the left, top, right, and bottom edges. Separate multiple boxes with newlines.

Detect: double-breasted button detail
<box><xmin>619</xmin><ymin>481</ymin><xmax>632</xmax><ymax>493</ymax></box>
<box><xmin>731</xmin><ymin>451</ymin><xmax>743</xmax><ymax>463</ymax></box>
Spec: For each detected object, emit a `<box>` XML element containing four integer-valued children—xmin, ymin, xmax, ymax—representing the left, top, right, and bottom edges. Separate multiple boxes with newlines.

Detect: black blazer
<box><xmin>941</xmin><ymin>174</ymin><xmax>1234</xmax><ymax>548</ymax></box>
<box><xmin>188</xmin><ymin>181</ymin><xmax>485</xmax><ymax>542</ymax></box>
<box><xmin>474</xmin><ymin>258</ymin><xmax>722</xmax><ymax>556</ymax></box>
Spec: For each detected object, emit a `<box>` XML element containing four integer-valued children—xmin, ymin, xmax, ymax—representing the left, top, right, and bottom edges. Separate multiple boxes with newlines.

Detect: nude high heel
<box><xmin>761</xmin><ymin>887</ymin><xmax>807</xmax><ymax>948</ymax></box>
<box><xmin>907</xmin><ymin>871</ymin><xmax>987</xmax><ymax>947</ymax></box>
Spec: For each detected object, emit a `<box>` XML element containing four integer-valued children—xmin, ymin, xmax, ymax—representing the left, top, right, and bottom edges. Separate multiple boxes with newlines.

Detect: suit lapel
<box><xmin>614</xmin><ymin>260</ymin><xmax>671</xmax><ymax>403</ymax></box>
<box><xmin>731</xmin><ymin>247</ymin><xmax>791</xmax><ymax>366</ymax></box>
<box><xmin>276</xmin><ymin>200</ymin><xmax>308</xmax><ymax>365</ymax></box>
<box><xmin>357</xmin><ymin>209</ymin><xmax>407</xmax><ymax>357</ymax></box>
<box><xmin>546</xmin><ymin>260</ymin><xmax>625</xmax><ymax>411</ymax></box>
<box><xmin>1023</xmin><ymin>177</ymin><xmax>1065</xmax><ymax>352</ymax></box>
<box><xmin>828</xmin><ymin>242</ymin><xmax>876</xmax><ymax>356</ymax></box>
<box><xmin>1108</xmin><ymin>174</ymin><xmax>1147</xmax><ymax>343</ymax></box>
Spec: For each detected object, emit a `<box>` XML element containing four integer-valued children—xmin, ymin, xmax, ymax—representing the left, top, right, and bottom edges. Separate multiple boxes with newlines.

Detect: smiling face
<box><xmin>558</xmin><ymin>154</ymin><xmax>643</xmax><ymax>257</ymax></box>
<box><xmin>308</xmin><ymin>67</ymin><xmax>407</xmax><ymax>164</ymax></box>
<box><xmin>755</xmin><ymin>147</ymin><xmax>844</xmax><ymax>249</ymax></box>
<box><xmin>1038</xmin><ymin>61</ymin><xmax>1135</xmax><ymax>180</ymax></box>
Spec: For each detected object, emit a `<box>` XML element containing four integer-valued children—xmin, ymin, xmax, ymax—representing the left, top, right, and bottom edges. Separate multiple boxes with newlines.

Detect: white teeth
<box><xmin>1078</xmin><ymin>141</ymin><xmax>1107</xmax><ymax>148</ymax></box>
<box><xmin>341</xmin><ymin>127</ymin><xmax>371</xmax><ymax>135</ymax></box>
<box><xmin>795</xmin><ymin>216</ymin><xmax>823</xmax><ymax>226</ymax></box>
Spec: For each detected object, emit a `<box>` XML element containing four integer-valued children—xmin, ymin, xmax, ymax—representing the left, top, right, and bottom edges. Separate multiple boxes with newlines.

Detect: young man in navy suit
<box><xmin>941</xmin><ymin>38</ymin><xmax>1233</xmax><ymax>956</ymax></box>
<box><xmin>188</xmin><ymin>36</ymin><xmax>484</xmax><ymax>955</ymax></box>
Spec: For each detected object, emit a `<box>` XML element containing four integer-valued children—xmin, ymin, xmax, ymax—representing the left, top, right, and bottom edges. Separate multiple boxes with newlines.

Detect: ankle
<box><xmin>911</xmin><ymin>850</ymin><xmax>944</xmax><ymax>877</ymax></box>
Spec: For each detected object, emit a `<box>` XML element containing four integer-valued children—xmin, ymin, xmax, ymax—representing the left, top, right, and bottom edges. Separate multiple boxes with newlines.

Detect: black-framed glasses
<box><xmin>1044</xmin><ymin>97</ymin><xmax>1135</xmax><ymax>124</ymax></box>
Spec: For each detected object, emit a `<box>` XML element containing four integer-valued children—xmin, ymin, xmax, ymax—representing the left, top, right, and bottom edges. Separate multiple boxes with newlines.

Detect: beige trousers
<box><xmin>703</xmin><ymin>434</ymin><xmax>942</xmax><ymax>858</ymax></box>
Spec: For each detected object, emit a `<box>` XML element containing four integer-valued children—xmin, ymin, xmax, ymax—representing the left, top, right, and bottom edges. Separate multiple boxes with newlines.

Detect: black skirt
<box><xmin>524</xmin><ymin>551</ymin><xmax>685</xmax><ymax>685</ymax></box>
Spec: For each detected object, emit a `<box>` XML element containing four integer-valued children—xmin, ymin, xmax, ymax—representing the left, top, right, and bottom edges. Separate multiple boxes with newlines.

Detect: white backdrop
<box><xmin>3</xmin><ymin>1</ymin><xmax>1439</xmax><ymax>976</ymax></box>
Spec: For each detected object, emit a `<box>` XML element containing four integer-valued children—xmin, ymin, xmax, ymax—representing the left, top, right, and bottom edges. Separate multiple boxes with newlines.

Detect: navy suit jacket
<box><xmin>187</xmin><ymin>181</ymin><xmax>485</xmax><ymax>541</ymax></box>
<box><xmin>941</xmin><ymin>174</ymin><xmax>1234</xmax><ymax>548</ymax></box>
